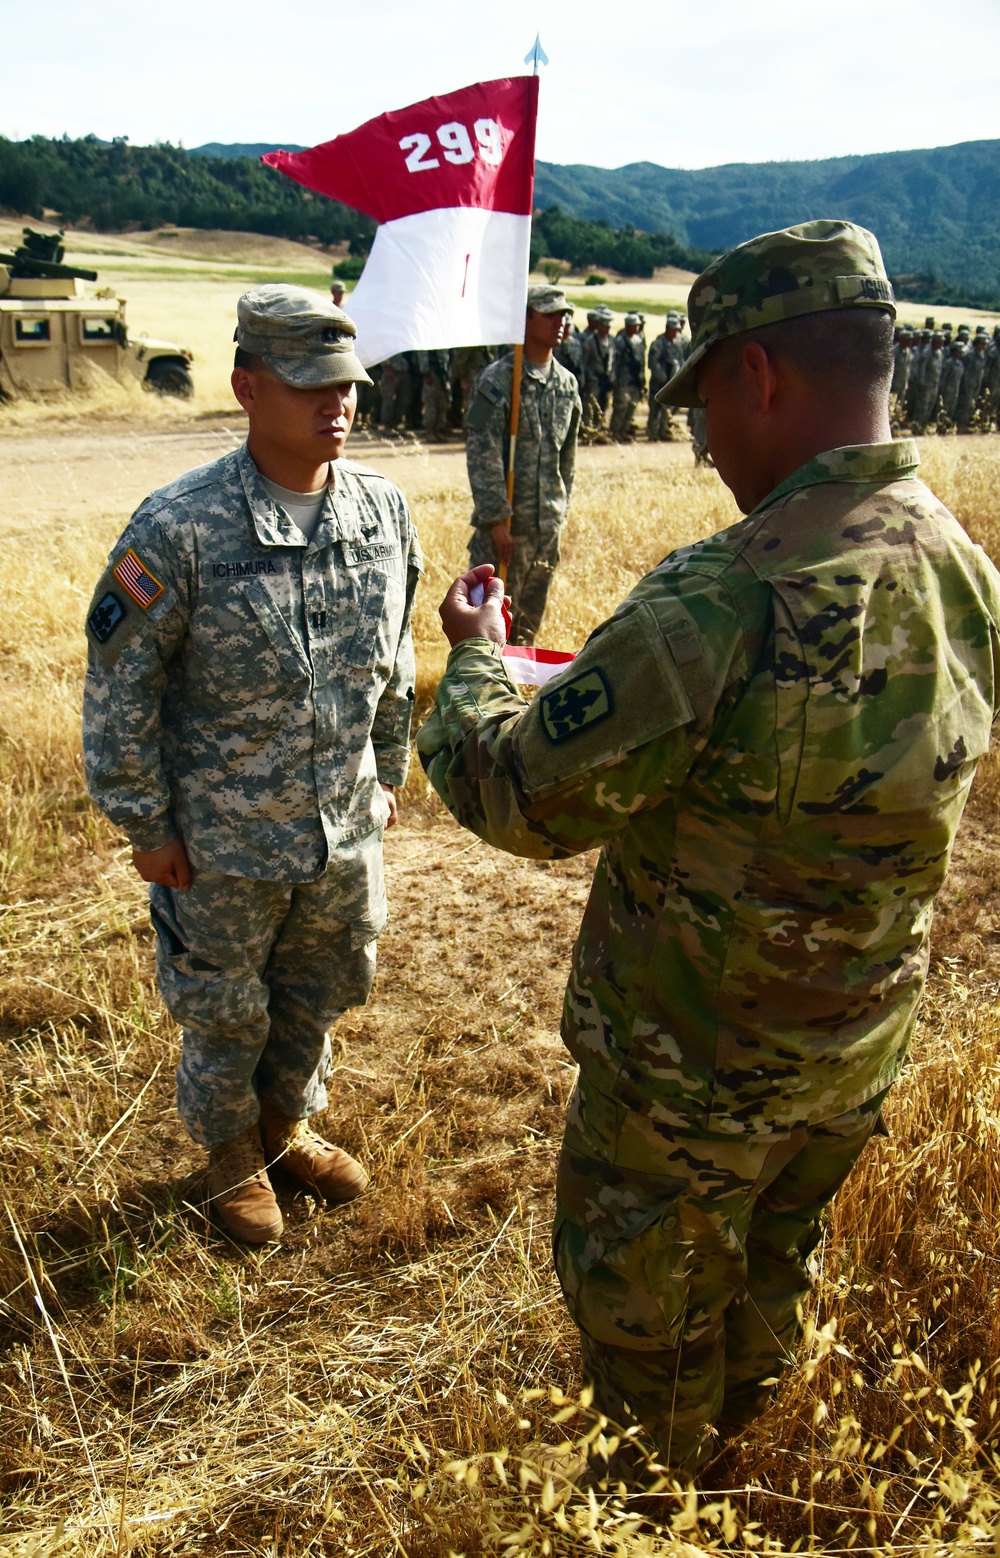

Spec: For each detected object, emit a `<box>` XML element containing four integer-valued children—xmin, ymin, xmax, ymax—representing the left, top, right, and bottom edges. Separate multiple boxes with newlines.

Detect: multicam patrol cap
<box><xmin>235</xmin><ymin>284</ymin><xmax>373</xmax><ymax>389</ymax></box>
<box><xmin>656</xmin><ymin>219</ymin><xmax>897</xmax><ymax>408</ymax></box>
<box><xmin>526</xmin><ymin>283</ymin><xmax>572</xmax><ymax>315</ymax></box>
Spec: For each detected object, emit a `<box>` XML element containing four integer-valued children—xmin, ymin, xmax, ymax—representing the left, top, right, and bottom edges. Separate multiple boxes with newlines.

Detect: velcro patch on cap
<box><xmin>113</xmin><ymin>548</ymin><xmax>165</xmax><ymax>609</ymax></box>
<box><xmin>835</xmin><ymin>275</ymin><xmax>895</xmax><ymax>305</ymax></box>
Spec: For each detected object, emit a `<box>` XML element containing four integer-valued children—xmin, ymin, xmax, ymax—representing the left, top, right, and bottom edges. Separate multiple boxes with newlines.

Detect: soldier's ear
<box><xmin>231</xmin><ymin>367</ymin><xmax>256</xmax><ymax>416</ymax></box>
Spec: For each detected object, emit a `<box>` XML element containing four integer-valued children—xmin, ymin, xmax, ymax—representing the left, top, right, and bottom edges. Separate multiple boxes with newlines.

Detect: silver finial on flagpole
<box><xmin>524</xmin><ymin>33</ymin><xmax>549</xmax><ymax>75</ymax></box>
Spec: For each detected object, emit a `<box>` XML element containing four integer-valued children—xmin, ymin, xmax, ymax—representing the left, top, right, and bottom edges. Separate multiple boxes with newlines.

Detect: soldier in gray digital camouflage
<box><xmin>417</xmin><ymin>221</ymin><xmax>1000</xmax><ymax>1478</ymax></box>
<box><xmin>580</xmin><ymin>305</ymin><xmax>615</xmax><ymax>442</ymax></box>
<box><xmin>83</xmin><ymin>284</ymin><xmax>422</xmax><ymax>1245</ymax></box>
<box><xmin>647</xmin><ymin>313</ymin><xmax>688</xmax><ymax>441</ymax></box>
<box><xmin>937</xmin><ymin>338</ymin><xmax>966</xmax><ymax>429</ymax></box>
<box><xmin>465</xmin><ymin>284</ymin><xmax>582</xmax><ymax>645</ymax></box>
<box><xmin>417</xmin><ymin>348</ymin><xmax>452</xmax><ymax>441</ymax></box>
<box><xmin>609</xmin><ymin>312</ymin><xmax>646</xmax><ymax>442</ymax></box>
<box><xmin>956</xmin><ymin>331</ymin><xmax>990</xmax><ymax>432</ymax></box>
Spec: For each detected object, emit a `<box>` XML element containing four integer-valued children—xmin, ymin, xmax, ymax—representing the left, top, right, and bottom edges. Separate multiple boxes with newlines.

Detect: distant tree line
<box><xmin>530</xmin><ymin>205</ymin><xmax>711</xmax><ymax>278</ymax></box>
<box><xmin>0</xmin><ymin>135</ymin><xmax>376</xmax><ymax>252</ymax></box>
<box><xmin>0</xmin><ymin>135</ymin><xmax>712</xmax><ymax>279</ymax></box>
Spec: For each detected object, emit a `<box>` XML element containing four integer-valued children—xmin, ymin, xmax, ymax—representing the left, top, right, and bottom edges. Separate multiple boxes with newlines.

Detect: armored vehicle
<box><xmin>0</xmin><ymin>229</ymin><xmax>194</xmax><ymax>400</ymax></box>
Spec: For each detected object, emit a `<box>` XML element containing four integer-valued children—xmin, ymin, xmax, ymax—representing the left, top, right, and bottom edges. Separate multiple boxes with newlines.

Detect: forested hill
<box><xmin>1</xmin><ymin>134</ymin><xmax>998</xmax><ymax>306</ymax></box>
<box><xmin>534</xmin><ymin>140</ymin><xmax>1000</xmax><ymax>306</ymax></box>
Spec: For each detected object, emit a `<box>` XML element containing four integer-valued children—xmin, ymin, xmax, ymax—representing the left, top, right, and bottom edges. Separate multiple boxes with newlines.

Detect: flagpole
<box><xmin>500</xmin><ymin>40</ymin><xmax>545</xmax><ymax>591</ymax></box>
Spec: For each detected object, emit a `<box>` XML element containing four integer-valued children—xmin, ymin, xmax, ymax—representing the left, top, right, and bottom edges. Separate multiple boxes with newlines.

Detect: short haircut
<box><xmin>719</xmin><ymin>307</ymin><xmax>895</xmax><ymax>397</ymax></box>
<box><xmin>234</xmin><ymin>346</ymin><xmax>262</xmax><ymax>371</ymax></box>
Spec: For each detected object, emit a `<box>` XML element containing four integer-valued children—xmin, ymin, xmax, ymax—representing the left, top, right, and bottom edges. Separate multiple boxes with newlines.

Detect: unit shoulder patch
<box><xmin>87</xmin><ymin>591</ymin><xmax>127</xmax><ymax>645</ymax></box>
<box><xmin>540</xmin><ymin>669</ymin><xmax>613</xmax><ymax>744</ymax></box>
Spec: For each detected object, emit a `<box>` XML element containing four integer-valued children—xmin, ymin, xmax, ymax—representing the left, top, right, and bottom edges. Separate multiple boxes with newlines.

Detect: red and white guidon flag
<box><xmin>262</xmin><ymin>77</ymin><xmax>539</xmax><ymax>367</ymax></box>
<box><xmin>502</xmin><ymin>646</ymin><xmax>575</xmax><ymax>686</ymax></box>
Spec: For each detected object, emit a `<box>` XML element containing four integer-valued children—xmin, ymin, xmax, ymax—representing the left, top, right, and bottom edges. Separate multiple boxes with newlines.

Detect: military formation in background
<box><xmin>334</xmin><ymin>274</ymin><xmax>1000</xmax><ymax>454</ymax></box>
<box><xmin>891</xmin><ymin>319</ymin><xmax>1000</xmax><ymax>435</ymax></box>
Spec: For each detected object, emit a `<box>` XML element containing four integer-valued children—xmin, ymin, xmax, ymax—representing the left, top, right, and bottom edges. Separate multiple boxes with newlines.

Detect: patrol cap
<box><xmin>235</xmin><ymin>284</ymin><xmax>373</xmax><ymax>389</ymax></box>
<box><xmin>527</xmin><ymin>284</ymin><xmax>572</xmax><ymax>315</ymax></box>
<box><xmin>656</xmin><ymin>219</ymin><xmax>897</xmax><ymax>409</ymax></box>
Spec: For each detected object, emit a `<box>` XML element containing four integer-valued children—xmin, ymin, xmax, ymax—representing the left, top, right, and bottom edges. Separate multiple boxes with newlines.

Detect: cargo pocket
<box><xmin>552</xmin><ymin>1201</ymin><xmax>691</xmax><ymax>1353</ymax></box>
<box><xmin>149</xmin><ymin>887</ymin><xmax>222</xmax><ymax>979</ymax></box>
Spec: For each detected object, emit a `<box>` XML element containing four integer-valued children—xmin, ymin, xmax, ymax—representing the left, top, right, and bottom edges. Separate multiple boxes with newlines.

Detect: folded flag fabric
<box><xmin>262</xmin><ymin>76</ymin><xmax>539</xmax><ymax>367</ymax></box>
<box><xmin>502</xmin><ymin>645</ymin><xmax>576</xmax><ymax>686</ymax></box>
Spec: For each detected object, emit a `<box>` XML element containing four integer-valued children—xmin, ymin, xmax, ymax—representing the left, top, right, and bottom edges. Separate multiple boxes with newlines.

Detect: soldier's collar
<box><xmin>752</xmin><ymin>440</ymin><xmax>920</xmax><ymax>515</ymax></box>
<box><xmin>238</xmin><ymin>444</ymin><xmax>362</xmax><ymax>547</ymax></box>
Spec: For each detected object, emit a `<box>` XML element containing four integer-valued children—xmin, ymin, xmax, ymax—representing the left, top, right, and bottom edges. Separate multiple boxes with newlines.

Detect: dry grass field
<box><xmin>4</xmin><ymin>239</ymin><xmax>1000</xmax><ymax>1554</ymax></box>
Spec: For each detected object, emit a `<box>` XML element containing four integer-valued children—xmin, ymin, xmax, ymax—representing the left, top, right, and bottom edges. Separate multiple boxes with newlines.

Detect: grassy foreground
<box><xmin>3</xmin><ymin>394</ymin><xmax>1000</xmax><ymax>1554</ymax></box>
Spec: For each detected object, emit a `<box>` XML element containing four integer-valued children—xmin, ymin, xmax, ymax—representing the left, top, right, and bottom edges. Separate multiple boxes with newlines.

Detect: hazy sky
<box><xmin>4</xmin><ymin>0</ymin><xmax>999</xmax><ymax>170</ymax></box>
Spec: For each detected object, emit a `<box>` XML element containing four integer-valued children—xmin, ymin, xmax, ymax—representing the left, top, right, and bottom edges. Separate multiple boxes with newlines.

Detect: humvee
<box><xmin>0</xmin><ymin>228</ymin><xmax>194</xmax><ymax>400</ymax></box>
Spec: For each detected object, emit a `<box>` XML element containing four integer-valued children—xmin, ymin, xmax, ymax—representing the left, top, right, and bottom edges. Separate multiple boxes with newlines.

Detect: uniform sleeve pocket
<box><xmin>513</xmin><ymin>602</ymin><xmax>696</xmax><ymax>799</ymax></box>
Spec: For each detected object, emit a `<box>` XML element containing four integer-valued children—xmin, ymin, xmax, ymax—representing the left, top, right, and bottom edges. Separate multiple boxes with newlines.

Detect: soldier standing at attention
<box><xmin>581</xmin><ymin>306</ymin><xmax>615</xmax><ymax>440</ymax></box>
<box><xmin>330</xmin><ymin>274</ymin><xmax>347</xmax><ymax>309</ymax></box>
<box><xmin>417</xmin><ymin>222</ymin><xmax>1000</xmax><ymax>1476</ymax></box>
<box><xmin>83</xmin><ymin>286</ymin><xmax>422</xmax><ymax>1245</ymax></box>
<box><xmin>647</xmin><ymin>312</ymin><xmax>687</xmax><ymax>440</ymax></box>
<box><xmin>610</xmin><ymin>313</ymin><xmax>647</xmax><ymax>441</ymax></box>
<box><xmin>465</xmin><ymin>285</ymin><xmax>582</xmax><ymax>646</ymax></box>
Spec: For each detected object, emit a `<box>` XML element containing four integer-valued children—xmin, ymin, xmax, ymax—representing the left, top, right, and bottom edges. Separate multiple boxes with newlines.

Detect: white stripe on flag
<box><xmin>502</xmin><ymin>646</ymin><xmax>576</xmax><ymax>686</ymax></box>
<box><xmin>348</xmin><ymin>207</ymin><xmax>531</xmax><ymax>367</ymax></box>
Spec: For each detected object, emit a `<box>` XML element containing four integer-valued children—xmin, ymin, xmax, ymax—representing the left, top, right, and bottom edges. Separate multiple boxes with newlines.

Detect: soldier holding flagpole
<box><xmin>464</xmin><ymin>286</ymin><xmax>581</xmax><ymax>644</ymax></box>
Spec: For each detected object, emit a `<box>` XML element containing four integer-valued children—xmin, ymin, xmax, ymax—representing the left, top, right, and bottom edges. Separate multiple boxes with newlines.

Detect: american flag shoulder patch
<box><xmin>113</xmin><ymin>548</ymin><xmax>165</xmax><ymax>609</ymax></box>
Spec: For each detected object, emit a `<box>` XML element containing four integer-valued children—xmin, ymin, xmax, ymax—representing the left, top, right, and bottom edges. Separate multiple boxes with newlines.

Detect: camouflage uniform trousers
<box><xmin>553</xmin><ymin>1069</ymin><xmax>887</xmax><ymax>1475</ymax></box>
<box><xmin>610</xmin><ymin>386</ymin><xmax>642</xmax><ymax>441</ymax></box>
<box><xmin>688</xmin><ymin>407</ymin><xmax>711</xmax><ymax>465</ymax></box>
<box><xmin>380</xmin><ymin>367</ymin><xmax>410</xmax><ymax>430</ymax></box>
<box><xmin>468</xmin><ymin>523</ymin><xmax>561</xmax><ymax>647</ymax></box>
<box><xmin>646</xmin><ymin>384</ymin><xmax>678</xmax><ymax>441</ymax></box>
<box><xmin>422</xmin><ymin>378</ymin><xmax>451</xmax><ymax>441</ymax></box>
<box><xmin>150</xmin><ymin>830</ymin><xmax>386</xmax><ymax>1148</ymax></box>
<box><xmin>582</xmin><ymin>378</ymin><xmax>611</xmax><ymax>435</ymax></box>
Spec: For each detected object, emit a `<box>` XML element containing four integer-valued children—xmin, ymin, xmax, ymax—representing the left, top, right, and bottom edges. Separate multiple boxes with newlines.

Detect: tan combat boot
<box><xmin>259</xmin><ymin>1102</ymin><xmax>369</xmax><ymax>1203</ymax></box>
<box><xmin>207</xmin><ymin>1125</ymin><xmax>283</xmax><ymax>1244</ymax></box>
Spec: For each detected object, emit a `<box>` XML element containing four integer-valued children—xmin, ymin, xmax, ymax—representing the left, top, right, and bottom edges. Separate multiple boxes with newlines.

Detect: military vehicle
<box><xmin>0</xmin><ymin>228</ymin><xmax>194</xmax><ymax>400</ymax></box>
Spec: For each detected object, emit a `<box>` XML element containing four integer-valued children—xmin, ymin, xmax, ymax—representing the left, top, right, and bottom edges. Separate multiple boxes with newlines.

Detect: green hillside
<box><xmin>534</xmin><ymin>140</ymin><xmax>1000</xmax><ymax>306</ymax></box>
<box><xmin>2</xmin><ymin>134</ymin><xmax>998</xmax><ymax>308</ymax></box>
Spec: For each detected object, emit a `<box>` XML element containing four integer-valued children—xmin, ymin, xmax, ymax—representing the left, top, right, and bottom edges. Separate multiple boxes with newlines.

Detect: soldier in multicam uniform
<box><xmin>554</xmin><ymin>312</ymin><xmax>586</xmax><ymax>390</ymax></box>
<box><xmin>937</xmin><ymin>337</ymin><xmax>966</xmax><ymax>429</ymax></box>
<box><xmin>83</xmin><ymin>286</ymin><xmax>423</xmax><ymax>1245</ymax></box>
<box><xmin>580</xmin><ymin>306</ymin><xmax>615</xmax><ymax>441</ymax></box>
<box><xmin>451</xmin><ymin>345</ymin><xmax>497</xmax><ymax>430</ymax></box>
<box><xmin>465</xmin><ymin>285</ymin><xmax>581</xmax><ymax>645</ymax></box>
<box><xmin>889</xmin><ymin>323</ymin><xmax>912</xmax><ymax>430</ymax></box>
<box><xmin>379</xmin><ymin>351</ymin><xmax>412</xmax><ymax>431</ymax></box>
<box><xmin>647</xmin><ymin>313</ymin><xmax>688</xmax><ymax>440</ymax></box>
<box><xmin>984</xmin><ymin>327</ymin><xmax>1000</xmax><ymax>430</ymax></box>
<box><xmin>417</xmin><ymin>222</ymin><xmax>1000</xmax><ymax>1477</ymax></box>
<box><xmin>956</xmin><ymin>330</ymin><xmax>990</xmax><ymax>432</ymax></box>
<box><xmin>417</xmin><ymin>348</ymin><xmax>452</xmax><ymax>441</ymax></box>
<box><xmin>609</xmin><ymin>313</ymin><xmax>646</xmax><ymax>441</ymax></box>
